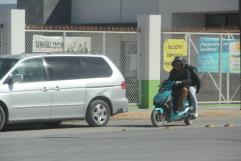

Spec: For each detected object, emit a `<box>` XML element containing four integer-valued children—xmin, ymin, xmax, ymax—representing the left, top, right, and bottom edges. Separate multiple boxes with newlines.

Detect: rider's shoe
<box><xmin>194</xmin><ymin>112</ymin><xmax>198</xmax><ymax>118</ymax></box>
<box><xmin>190</xmin><ymin>112</ymin><xmax>198</xmax><ymax>119</ymax></box>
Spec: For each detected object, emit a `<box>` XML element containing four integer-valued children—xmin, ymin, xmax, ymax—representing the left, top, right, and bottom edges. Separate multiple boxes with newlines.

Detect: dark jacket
<box><xmin>168</xmin><ymin>68</ymin><xmax>191</xmax><ymax>85</ymax></box>
<box><xmin>184</xmin><ymin>64</ymin><xmax>201</xmax><ymax>93</ymax></box>
<box><xmin>168</xmin><ymin>57</ymin><xmax>191</xmax><ymax>86</ymax></box>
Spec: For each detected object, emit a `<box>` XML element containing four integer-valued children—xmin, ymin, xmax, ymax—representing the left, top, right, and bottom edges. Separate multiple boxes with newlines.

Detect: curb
<box><xmin>112</xmin><ymin>109</ymin><xmax>241</xmax><ymax>120</ymax></box>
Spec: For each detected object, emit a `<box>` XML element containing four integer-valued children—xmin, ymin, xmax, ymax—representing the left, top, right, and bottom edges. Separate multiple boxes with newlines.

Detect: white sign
<box><xmin>229</xmin><ymin>42</ymin><xmax>240</xmax><ymax>73</ymax></box>
<box><xmin>32</xmin><ymin>35</ymin><xmax>91</xmax><ymax>53</ymax></box>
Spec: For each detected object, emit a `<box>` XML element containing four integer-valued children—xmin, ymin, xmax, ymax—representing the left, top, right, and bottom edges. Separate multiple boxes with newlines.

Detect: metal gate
<box><xmin>161</xmin><ymin>32</ymin><xmax>240</xmax><ymax>104</ymax></box>
<box><xmin>25</xmin><ymin>30</ymin><xmax>139</xmax><ymax>104</ymax></box>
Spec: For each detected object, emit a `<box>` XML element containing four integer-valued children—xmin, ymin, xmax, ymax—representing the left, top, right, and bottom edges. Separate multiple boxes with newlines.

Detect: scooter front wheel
<box><xmin>151</xmin><ymin>110</ymin><xmax>166</xmax><ymax>127</ymax></box>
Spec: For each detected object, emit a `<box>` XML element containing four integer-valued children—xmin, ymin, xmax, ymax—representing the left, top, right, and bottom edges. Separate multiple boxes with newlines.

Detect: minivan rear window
<box><xmin>45</xmin><ymin>56</ymin><xmax>112</xmax><ymax>81</ymax></box>
<box><xmin>0</xmin><ymin>59</ymin><xmax>18</xmax><ymax>79</ymax></box>
<box><xmin>80</xmin><ymin>57</ymin><xmax>113</xmax><ymax>78</ymax></box>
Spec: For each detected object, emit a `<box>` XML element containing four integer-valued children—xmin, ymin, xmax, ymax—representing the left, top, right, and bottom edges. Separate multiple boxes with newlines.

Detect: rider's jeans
<box><xmin>189</xmin><ymin>86</ymin><xmax>198</xmax><ymax>113</ymax></box>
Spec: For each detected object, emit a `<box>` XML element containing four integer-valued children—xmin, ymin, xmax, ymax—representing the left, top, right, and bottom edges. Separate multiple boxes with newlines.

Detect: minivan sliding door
<box><xmin>10</xmin><ymin>58</ymin><xmax>51</xmax><ymax>121</ymax></box>
<box><xmin>45</xmin><ymin>57</ymin><xmax>86</xmax><ymax>119</ymax></box>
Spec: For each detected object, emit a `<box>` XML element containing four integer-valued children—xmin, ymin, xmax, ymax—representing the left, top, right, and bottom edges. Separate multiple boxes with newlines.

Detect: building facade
<box><xmin>1</xmin><ymin>0</ymin><xmax>239</xmax><ymax>29</ymax></box>
<box><xmin>71</xmin><ymin>0</ymin><xmax>240</xmax><ymax>29</ymax></box>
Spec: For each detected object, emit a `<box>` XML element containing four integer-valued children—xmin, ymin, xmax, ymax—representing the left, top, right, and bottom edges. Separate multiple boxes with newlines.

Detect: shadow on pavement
<box><xmin>2</xmin><ymin>122</ymin><xmax>189</xmax><ymax>132</ymax></box>
<box><xmin>2</xmin><ymin>123</ymin><xmax>89</xmax><ymax>132</ymax></box>
<box><xmin>112</xmin><ymin>124</ymin><xmax>187</xmax><ymax>128</ymax></box>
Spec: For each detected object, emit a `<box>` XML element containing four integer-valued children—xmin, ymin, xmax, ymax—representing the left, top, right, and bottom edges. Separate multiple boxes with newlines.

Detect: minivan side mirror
<box><xmin>6</xmin><ymin>74</ymin><xmax>24</xmax><ymax>84</ymax></box>
<box><xmin>12</xmin><ymin>74</ymin><xmax>23</xmax><ymax>83</ymax></box>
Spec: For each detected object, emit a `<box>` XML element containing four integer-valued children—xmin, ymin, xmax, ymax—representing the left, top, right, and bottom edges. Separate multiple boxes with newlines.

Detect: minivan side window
<box><xmin>45</xmin><ymin>57</ymin><xmax>84</xmax><ymax>80</ymax></box>
<box><xmin>12</xmin><ymin>58</ymin><xmax>46</xmax><ymax>82</ymax></box>
<box><xmin>0</xmin><ymin>59</ymin><xmax>18</xmax><ymax>79</ymax></box>
<box><xmin>45</xmin><ymin>56</ymin><xmax>112</xmax><ymax>81</ymax></box>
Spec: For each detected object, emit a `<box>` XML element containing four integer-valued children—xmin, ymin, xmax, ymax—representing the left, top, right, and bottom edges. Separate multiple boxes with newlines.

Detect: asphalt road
<box><xmin>0</xmin><ymin>117</ymin><xmax>241</xmax><ymax>161</ymax></box>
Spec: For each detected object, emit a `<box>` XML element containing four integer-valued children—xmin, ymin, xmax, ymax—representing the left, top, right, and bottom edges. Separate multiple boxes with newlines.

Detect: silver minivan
<box><xmin>0</xmin><ymin>54</ymin><xmax>128</xmax><ymax>130</ymax></box>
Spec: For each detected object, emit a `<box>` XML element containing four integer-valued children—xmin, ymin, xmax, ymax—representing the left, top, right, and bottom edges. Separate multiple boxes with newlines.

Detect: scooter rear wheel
<box><xmin>151</xmin><ymin>110</ymin><xmax>166</xmax><ymax>127</ymax></box>
<box><xmin>184</xmin><ymin>117</ymin><xmax>192</xmax><ymax>126</ymax></box>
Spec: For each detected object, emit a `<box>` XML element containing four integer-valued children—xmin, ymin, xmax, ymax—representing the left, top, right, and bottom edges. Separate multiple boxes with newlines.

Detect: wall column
<box><xmin>137</xmin><ymin>15</ymin><xmax>161</xmax><ymax>108</ymax></box>
<box><xmin>5</xmin><ymin>9</ymin><xmax>25</xmax><ymax>55</ymax></box>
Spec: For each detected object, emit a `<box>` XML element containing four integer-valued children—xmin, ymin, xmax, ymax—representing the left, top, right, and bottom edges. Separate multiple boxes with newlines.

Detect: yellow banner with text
<box><xmin>163</xmin><ymin>39</ymin><xmax>187</xmax><ymax>72</ymax></box>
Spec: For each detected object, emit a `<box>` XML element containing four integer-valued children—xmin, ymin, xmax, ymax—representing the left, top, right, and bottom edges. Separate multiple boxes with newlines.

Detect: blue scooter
<box><xmin>151</xmin><ymin>80</ymin><xmax>194</xmax><ymax>127</ymax></box>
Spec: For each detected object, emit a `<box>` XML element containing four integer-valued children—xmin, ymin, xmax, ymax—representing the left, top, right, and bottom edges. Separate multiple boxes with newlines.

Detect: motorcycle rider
<box><xmin>168</xmin><ymin>57</ymin><xmax>191</xmax><ymax>114</ymax></box>
<box><xmin>182</xmin><ymin>58</ymin><xmax>201</xmax><ymax>118</ymax></box>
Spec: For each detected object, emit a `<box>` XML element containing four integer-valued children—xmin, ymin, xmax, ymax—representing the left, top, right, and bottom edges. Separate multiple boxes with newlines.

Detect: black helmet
<box><xmin>171</xmin><ymin>56</ymin><xmax>184</xmax><ymax>67</ymax></box>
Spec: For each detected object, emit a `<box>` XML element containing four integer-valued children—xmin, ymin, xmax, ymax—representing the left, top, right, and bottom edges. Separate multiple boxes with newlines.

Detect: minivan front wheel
<box><xmin>0</xmin><ymin>105</ymin><xmax>6</xmax><ymax>131</ymax></box>
<box><xmin>86</xmin><ymin>100</ymin><xmax>110</xmax><ymax>127</ymax></box>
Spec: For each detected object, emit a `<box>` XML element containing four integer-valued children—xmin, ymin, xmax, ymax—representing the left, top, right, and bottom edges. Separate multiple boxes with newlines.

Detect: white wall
<box><xmin>72</xmin><ymin>0</ymin><xmax>239</xmax><ymax>29</ymax></box>
<box><xmin>172</xmin><ymin>13</ymin><xmax>206</xmax><ymax>28</ymax></box>
<box><xmin>5</xmin><ymin>9</ymin><xmax>25</xmax><ymax>55</ymax></box>
<box><xmin>120</xmin><ymin>0</ymin><xmax>159</xmax><ymax>23</ymax></box>
<box><xmin>159</xmin><ymin>0</ymin><xmax>239</xmax><ymax>29</ymax></box>
<box><xmin>137</xmin><ymin>15</ymin><xmax>161</xmax><ymax>80</ymax></box>
<box><xmin>71</xmin><ymin>0</ymin><xmax>158</xmax><ymax>24</ymax></box>
<box><xmin>0</xmin><ymin>4</ymin><xmax>17</xmax><ymax>55</ymax></box>
<box><xmin>72</xmin><ymin>0</ymin><xmax>120</xmax><ymax>24</ymax></box>
<box><xmin>0</xmin><ymin>4</ymin><xmax>16</xmax><ymax>24</ymax></box>
<box><xmin>0</xmin><ymin>0</ymin><xmax>17</xmax><ymax>4</ymax></box>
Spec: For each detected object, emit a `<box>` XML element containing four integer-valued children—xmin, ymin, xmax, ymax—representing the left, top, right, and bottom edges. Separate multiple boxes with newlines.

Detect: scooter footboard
<box><xmin>153</xmin><ymin>107</ymin><xmax>165</xmax><ymax>113</ymax></box>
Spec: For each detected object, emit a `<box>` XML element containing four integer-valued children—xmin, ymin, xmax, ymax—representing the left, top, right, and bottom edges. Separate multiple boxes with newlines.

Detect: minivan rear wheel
<box><xmin>0</xmin><ymin>105</ymin><xmax>6</xmax><ymax>131</ymax></box>
<box><xmin>86</xmin><ymin>100</ymin><xmax>110</xmax><ymax>127</ymax></box>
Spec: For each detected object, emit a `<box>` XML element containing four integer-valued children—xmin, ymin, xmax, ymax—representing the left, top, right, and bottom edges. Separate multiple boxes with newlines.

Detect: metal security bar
<box><xmin>25</xmin><ymin>30</ymin><xmax>139</xmax><ymax>104</ymax></box>
<box><xmin>161</xmin><ymin>32</ymin><xmax>240</xmax><ymax>104</ymax></box>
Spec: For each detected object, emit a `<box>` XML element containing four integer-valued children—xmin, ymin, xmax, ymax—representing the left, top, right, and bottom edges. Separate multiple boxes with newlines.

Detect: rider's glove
<box><xmin>175</xmin><ymin>81</ymin><xmax>182</xmax><ymax>85</ymax></box>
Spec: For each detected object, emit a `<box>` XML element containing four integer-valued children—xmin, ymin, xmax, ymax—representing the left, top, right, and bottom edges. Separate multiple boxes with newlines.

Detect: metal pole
<box><xmin>63</xmin><ymin>32</ymin><xmax>66</xmax><ymax>52</ymax></box>
<box><xmin>227</xmin><ymin>73</ymin><xmax>230</xmax><ymax>102</ymax></box>
<box><xmin>188</xmin><ymin>33</ymin><xmax>191</xmax><ymax>64</ymax></box>
<box><xmin>218</xmin><ymin>34</ymin><xmax>223</xmax><ymax>104</ymax></box>
<box><xmin>102</xmin><ymin>33</ymin><xmax>106</xmax><ymax>55</ymax></box>
<box><xmin>137</xmin><ymin>31</ymin><xmax>142</xmax><ymax>106</ymax></box>
<box><xmin>185</xmin><ymin>34</ymin><xmax>190</xmax><ymax>64</ymax></box>
<box><xmin>119</xmin><ymin>0</ymin><xmax>122</xmax><ymax>23</ymax></box>
<box><xmin>226</xmin><ymin>34</ymin><xmax>231</xmax><ymax>103</ymax></box>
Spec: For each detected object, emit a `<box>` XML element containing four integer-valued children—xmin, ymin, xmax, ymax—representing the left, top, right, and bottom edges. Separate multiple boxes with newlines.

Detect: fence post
<box><xmin>227</xmin><ymin>72</ymin><xmax>230</xmax><ymax>102</ymax></box>
<box><xmin>102</xmin><ymin>32</ymin><xmax>106</xmax><ymax>55</ymax></box>
<box><xmin>63</xmin><ymin>31</ymin><xmax>66</xmax><ymax>52</ymax></box>
<box><xmin>137</xmin><ymin>31</ymin><xmax>142</xmax><ymax>105</ymax></box>
<box><xmin>218</xmin><ymin>34</ymin><xmax>223</xmax><ymax>103</ymax></box>
<box><xmin>226</xmin><ymin>34</ymin><xmax>232</xmax><ymax>103</ymax></box>
<box><xmin>187</xmin><ymin>33</ymin><xmax>191</xmax><ymax>64</ymax></box>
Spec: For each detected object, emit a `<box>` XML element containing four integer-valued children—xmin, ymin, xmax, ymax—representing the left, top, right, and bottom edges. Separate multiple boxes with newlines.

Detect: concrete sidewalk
<box><xmin>112</xmin><ymin>104</ymin><xmax>241</xmax><ymax>120</ymax></box>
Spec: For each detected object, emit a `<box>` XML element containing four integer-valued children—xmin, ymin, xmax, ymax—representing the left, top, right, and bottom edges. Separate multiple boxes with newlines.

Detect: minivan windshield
<box><xmin>0</xmin><ymin>58</ymin><xmax>18</xmax><ymax>79</ymax></box>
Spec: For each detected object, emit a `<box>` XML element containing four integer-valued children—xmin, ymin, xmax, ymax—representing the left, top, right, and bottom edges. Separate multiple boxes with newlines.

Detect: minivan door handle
<box><xmin>41</xmin><ymin>87</ymin><xmax>48</xmax><ymax>92</ymax></box>
<box><xmin>55</xmin><ymin>86</ymin><xmax>60</xmax><ymax>91</ymax></box>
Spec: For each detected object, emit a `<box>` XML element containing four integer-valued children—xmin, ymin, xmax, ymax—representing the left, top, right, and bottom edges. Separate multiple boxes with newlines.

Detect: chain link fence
<box><xmin>25</xmin><ymin>30</ymin><xmax>139</xmax><ymax>104</ymax></box>
<box><xmin>161</xmin><ymin>32</ymin><xmax>240</xmax><ymax>104</ymax></box>
<box><xmin>25</xmin><ymin>30</ymin><xmax>240</xmax><ymax>104</ymax></box>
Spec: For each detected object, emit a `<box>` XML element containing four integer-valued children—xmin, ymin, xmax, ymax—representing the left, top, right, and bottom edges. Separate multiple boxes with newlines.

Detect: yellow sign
<box><xmin>163</xmin><ymin>39</ymin><xmax>187</xmax><ymax>72</ymax></box>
